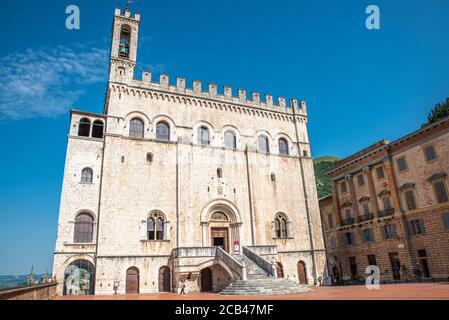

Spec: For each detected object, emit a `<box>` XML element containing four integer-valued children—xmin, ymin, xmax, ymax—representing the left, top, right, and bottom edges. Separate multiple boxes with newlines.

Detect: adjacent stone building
<box><xmin>53</xmin><ymin>8</ymin><xmax>326</xmax><ymax>296</ymax></box>
<box><xmin>320</xmin><ymin>117</ymin><xmax>449</xmax><ymax>284</ymax></box>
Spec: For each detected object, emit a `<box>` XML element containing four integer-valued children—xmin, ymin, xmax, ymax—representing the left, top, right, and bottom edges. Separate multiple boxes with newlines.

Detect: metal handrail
<box><xmin>358</xmin><ymin>212</ymin><xmax>373</xmax><ymax>222</ymax></box>
<box><xmin>377</xmin><ymin>208</ymin><xmax>395</xmax><ymax>218</ymax></box>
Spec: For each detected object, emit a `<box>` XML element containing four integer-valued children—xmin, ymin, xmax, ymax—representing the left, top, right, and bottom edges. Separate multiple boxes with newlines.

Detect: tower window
<box><xmin>146</xmin><ymin>153</ymin><xmax>153</xmax><ymax>163</ymax></box>
<box><xmin>278</xmin><ymin>138</ymin><xmax>289</xmax><ymax>155</ymax></box>
<box><xmin>224</xmin><ymin>130</ymin><xmax>237</xmax><ymax>150</ymax></box>
<box><xmin>92</xmin><ymin>120</ymin><xmax>104</xmax><ymax>139</ymax></box>
<box><xmin>217</xmin><ymin>168</ymin><xmax>223</xmax><ymax>178</ymax></box>
<box><xmin>74</xmin><ymin>213</ymin><xmax>94</xmax><ymax>243</ymax></box>
<box><xmin>156</xmin><ymin>121</ymin><xmax>170</xmax><ymax>141</ymax></box>
<box><xmin>271</xmin><ymin>173</ymin><xmax>276</xmax><ymax>182</ymax></box>
<box><xmin>198</xmin><ymin>126</ymin><xmax>210</xmax><ymax>146</ymax></box>
<box><xmin>129</xmin><ymin>118</ymin><xmax>144</xmax><ymax>138</ymax></box>
<box><xmin>81</xmin><ymin>168</ymin><xmax>93</xmax><ymax>184</ymax></box>
<box><xmin>258</xmin><ymin>135</ymin><xmax>269</xmax><ymax>153</ymax></box>
<box><xmin>119</xmin><ymin>25</ymin><xmax>131</xmax><ymax>58</ymax></box>
<box><xmin>147</xmin><ymin>212</ymin><xmax>165</xmax><ymax>241</ymax></box>
<box><xmin>78</xmin><ymin>118</ymin><xmax>91</xmax><ymax>137</ymax></box>
<box><xmin>274</xmin><ymin>213</ymin><xmax>289</xmax><ymax>239</ymax></box>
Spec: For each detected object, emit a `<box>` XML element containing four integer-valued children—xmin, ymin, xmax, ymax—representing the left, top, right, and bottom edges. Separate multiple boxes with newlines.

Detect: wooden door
<box><xmin>158</xmin><ymin>266</ymin><xmax>171</xmax><ymax>292</ymax></box>
<box><xmin>389</xmin><ymin>253</ymin><xmax>401</xmax><ymax>280</ymax></box>
<box><xmin>126</xmin><ymin>267</ymin><xmax>139</xmax><ymax>294</ymax></box>
<box><xmin>276</xmin><ymin>262</ymin><xmax>284</xmax><ymax>278</ymax></box>
<box><xmin>210</xmin><ymin>228</ymin><xmax>229</xmax><ymax>253</ymax></box>
<box><xmin>297</xmin><ymin>261</ymin><xmax>307</xmax><ymax>284</ymax></box>
<box><xmin>200</xmin><ymin>268</ymin><xmax>213</xmax><ymax>292</ymax></box>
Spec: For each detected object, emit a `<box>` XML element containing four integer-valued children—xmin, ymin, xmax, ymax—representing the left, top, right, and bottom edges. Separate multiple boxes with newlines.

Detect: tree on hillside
<box><xmin>427</xmin><ymin>98</ymin><xmax>449</xmax><ymax>124</ymax></box>
<box><xmin>314</xmin><ymin>159</ymin><xmax>339</xmax><ymax>198</ymax></box>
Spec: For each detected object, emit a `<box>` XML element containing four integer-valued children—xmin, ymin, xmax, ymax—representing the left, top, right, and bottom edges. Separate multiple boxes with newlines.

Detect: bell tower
<box><xmin>108</xmin><ymin>8</ymin><xmax>141</xmax><ymax>82</ymax></box>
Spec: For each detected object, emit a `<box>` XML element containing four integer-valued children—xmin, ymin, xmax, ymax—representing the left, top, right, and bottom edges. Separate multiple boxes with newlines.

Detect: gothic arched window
<box><xmin>81</xmin><ymin>168</ymin><xmax>93</xmax><ymax>184</ymax></box>
<box><xmin>278</xmin><ymin>138</ymin><xmax>289</xmax><ymax>155</ymax></box>
<box><xmin>129</xmin><ymin>118</ymin><xmax>144</xmax><ymax>138</ymax></box>
<box><xmin>78</xmin><ymin>118</ymin><xmax>91</xmax><ymax>137</ymax></box>
<box><xmin>274</xmin><ymin>213</ymin><xmax>288</xmax><ymax>239</ymax></box>
<box><xmin>156</xmin><ymin>121</ymin><xmax>170</xmax><ymax>141</ymax></box>
<box><xmin>198</xmin><ymin>126</ymin><xmax>210</xmax><ymax>145</ymax></box>
<box><xmin>74</xmin><ymin>213</ymin><xmax>94</xmax><ymax>243</ymax></box>
<box><xmin>258</xmin><ymin>135</ymin><xmax>269</xmax><ymax>153</ymax></box>
<box><xmin>147</xmin><ymin>212</ymin><xmax>165</xmax><ymax>241</ymax></box>
<box><xmin>119</xmin><ymin>25</ymin><xmax>131</xmax><ymax>58</ymax></box>
<box><xmin>92</xmin><ymin>120</ymin><xmax>104</xmax><ymax>139</ymax></box>
<box><xmin>224</xmin><ymin>130</ymin><xmax>237</xmax><ymax>150</ymax></box>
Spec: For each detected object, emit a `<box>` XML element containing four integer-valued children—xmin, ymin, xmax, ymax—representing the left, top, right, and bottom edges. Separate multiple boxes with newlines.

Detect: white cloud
<box><xmin>0</xmin><ymin>45</ymin><xmax>109</xmax><ymax>120</ymax></box>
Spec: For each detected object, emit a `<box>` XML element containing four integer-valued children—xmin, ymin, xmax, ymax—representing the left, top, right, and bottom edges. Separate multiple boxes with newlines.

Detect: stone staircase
<box><xmin>220</xmin><ymin>255</ymin><xmax>311</xmax><ymax>296</ymax></box>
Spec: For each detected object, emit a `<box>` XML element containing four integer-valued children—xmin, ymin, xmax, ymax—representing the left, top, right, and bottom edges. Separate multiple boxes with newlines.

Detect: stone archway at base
<box><xmin>200</xmin><ymin>267</ymin><xmax>213</xmax><ymax>292</ymax></box>
<box><xmin>63</xmin><ymin>259</ymin><xmax>95</xmax><ymax>296</ymax></box>
<box><xmin>158</xmin><ymin>266</ymin><xmax>171</xmax><ymax>292</ymax></box>
<box><xmin>126</xmin><ymin>267</ymin><xmax>139</xmax><ymax>294</ymax></box>
<box><xmin>276</xmin><ymin>262</ymin><xmax>284</xmax><ymax>278</ymax></box>
<box><xmin>297</xmin><ymin>261</ymin><xmax>308</xmax><ymax>284</ymax></box>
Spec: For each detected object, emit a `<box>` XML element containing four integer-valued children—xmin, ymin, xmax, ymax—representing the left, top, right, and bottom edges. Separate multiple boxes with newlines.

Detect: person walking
<box><xmin>179</xmin><ymin>280</ymin><xmax>186</xmax><ymax>295</ymax></box>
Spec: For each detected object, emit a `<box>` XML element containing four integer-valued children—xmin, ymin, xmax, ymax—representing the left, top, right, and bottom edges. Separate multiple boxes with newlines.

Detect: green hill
<box><xmin>313</xmin><ymin>156</ymin><xmax>340</xmax><ymax>198</ymax></box>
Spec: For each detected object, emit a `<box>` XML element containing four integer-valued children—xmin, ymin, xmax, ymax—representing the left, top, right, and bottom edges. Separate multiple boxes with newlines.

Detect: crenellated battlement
<box><xmin>133</xmin><ymin>71</ymin><xmax>307</xmax><ymax>116</ymax></box>
<box><xmin>114</xmin><ymin>8</ymin><xmax>141</xmax><ymax>22</ymax></box>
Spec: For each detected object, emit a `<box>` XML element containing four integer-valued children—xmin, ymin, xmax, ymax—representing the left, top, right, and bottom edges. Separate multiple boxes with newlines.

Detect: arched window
<box><xmin>217</xmin><ymin>168</ymin><xmax>223</xmax><ymax>178</ymax></box>
<box><xmin>224</xmin><ymin>130</ymin><xmax>237</xmax><ymax>150</ymax></box>
<box><xmin>74</xmin><ymin>213</ymin><xmax>94</xmax><ymax>243</ymax></box>
<box><xmin>271</xmin><ymin>173</ymin><xmax>276</xmax><ymax>182</ymax></box>
<box><xmin>147</xmin><ymin>212</ymin><xmax>165</xmax><ymax>240</ymax></box>
<box><xmin>81</xmin><ymin>168</ymin><xmax>93</xmax><ymax>184</ymax></box>
<box><xmin>197</xmin><ymin>126</ymin><xmax>210</xmax><ymax>145</ymax></box>
<box><xmin>78</xmin><ymin>118</ymin><xmax>91</xmax><ymax>137</ymax></box>
<box><xmin>274</xmin><ymin>213</ymin><xmax>288</xmax><ymax>239</ymax></box>
<box><xmin>258</xmin><ymin>135</ymin><xmax>269</xmax><ymax>153</ymax></box>
<box><xmin>278</xmin><ymin>138</ymin><xmax>289</xmax><ymax>155</ymax></box>
<box><xmin>146</xmin><ymin>152</ymin><xmax>153</xmax><ymax>163</ymax></box>
<box><xmin>156</xmin><ymin>121</ymin><xmax>170</xmax><ymax>141</ymax></box>
<box><xmin>119</xmin><ymin>25</ymin><xmax>131</xmax><ymax>58</ymax></box>
<box><xmin>129</xmin><ymin>118</ymin><xmax>144</xmax><ymax>138</ymax></box>
<box><xmin>92</xmin><ymin>120</ymin><xmax>104</xmax><ymax>139</ymax></box>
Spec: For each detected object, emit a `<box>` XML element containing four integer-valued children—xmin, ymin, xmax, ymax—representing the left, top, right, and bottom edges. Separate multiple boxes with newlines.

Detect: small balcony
<box><xmin>377</xmin><ymin>208</ymin><xmax>395</xmax><ymax>218</ymax></box>
<box><xmin>341</xmin><ymin>218</ymin><xmax>355</xmax><ymax>226</ymax></box>
<box><xmin>358</xmin><ymin>212</ymin><xmax>374</xmax><ymax>223</ymax></box>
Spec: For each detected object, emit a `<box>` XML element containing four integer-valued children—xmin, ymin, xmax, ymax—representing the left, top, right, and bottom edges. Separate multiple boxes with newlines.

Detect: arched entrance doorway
<box><xmin>158</xmin><ymin>266</ymin><xmax>171</xmax><ymax>292</ymax></box>
<box><xmin>126</xmin><ymin>267</ymin><xmax>139</xmax><ymax>294</ymax></box>
<box><xmin>332</xmin><ymin>266</ymin><xmax>340</xmax><ymax>284</ymax></box>
<box><xmin>297</xmin><ymin>261</ymin><xmax>308</xmax><ymax>284</ymax></box>
<box><xmin>63</xmin><ymin>259</ymin><xmax>95</xmax><ymax>296</ymax></box>
<box><xmin>200</xmin><ymin>268</ymin><xmax>213</xmax><ymax>292</ymax></box>
<box><xmin>276</xmin><ymin>262</ymin><xmax>284</xmax><ymax>278</ymax></box>
<box><xmin>201</xmin><ymin>201</ymin><xmax>242</xmax><ymax>253</ymax></box>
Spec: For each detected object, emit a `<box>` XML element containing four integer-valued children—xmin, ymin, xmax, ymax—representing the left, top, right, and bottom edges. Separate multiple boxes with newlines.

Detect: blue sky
<box><xmin>0</xmin><ymin>0</ymin><xmax>448</xmax><ymax>275</ymax></box>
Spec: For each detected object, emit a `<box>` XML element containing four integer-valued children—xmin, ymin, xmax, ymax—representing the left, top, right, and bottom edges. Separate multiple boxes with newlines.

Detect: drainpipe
<box><xmin>291</xmin><ymin>100</ymin><xmax>318</xmax><ymax>285</ymax></box>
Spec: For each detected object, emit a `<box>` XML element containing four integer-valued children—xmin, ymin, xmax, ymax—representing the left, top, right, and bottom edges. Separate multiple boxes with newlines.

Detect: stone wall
<box><xmin>0</xmin><ymin>283</ymin><xmax>58</xmax><ymax>300</ymax></box>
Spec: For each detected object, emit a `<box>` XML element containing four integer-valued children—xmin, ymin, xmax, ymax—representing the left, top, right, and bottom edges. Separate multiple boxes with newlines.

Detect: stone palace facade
<box><xmin>52</xmin><ymin>8</ymin><xmax>326</xmax><ymax>295</ymax></box>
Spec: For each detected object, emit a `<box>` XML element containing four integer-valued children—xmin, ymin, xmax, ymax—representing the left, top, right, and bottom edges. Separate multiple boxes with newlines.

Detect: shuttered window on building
<box><xmin>442</xmin><ymin>213</ymin><xmax>449</xmax><ymax>230</ymax></box>
<box><xmin>407</xmin><ymin>219</ymin><xmax>426</xmax><ymax>236</ymax></box>
<box><xmin>434</xmin><ymin>181</ymin><xmax>449</xmax><ymax>203</ymax></box>
<box><xmin>404</xmin><ymin>190</ymin><xmax>417</xmax><ymax>210</ymax></box>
